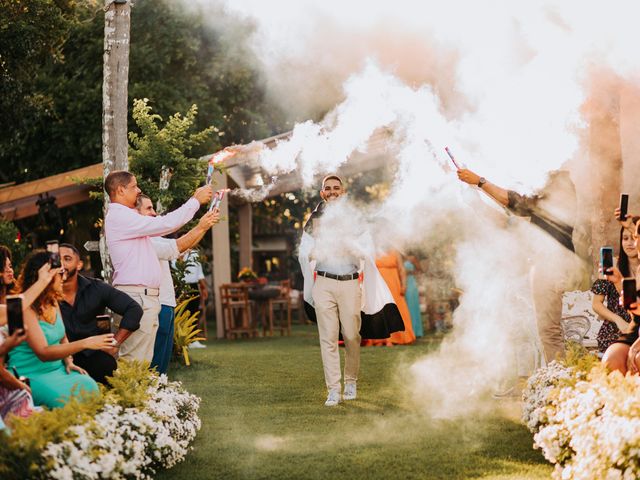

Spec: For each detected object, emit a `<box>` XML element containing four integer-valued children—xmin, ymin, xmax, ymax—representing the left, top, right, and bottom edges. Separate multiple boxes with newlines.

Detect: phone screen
<box><xmin>600</xmin><ymin>247</ymin><xmax>614</xmax><ymax>274</ymax></box>
<box><xmin>46</xmin><ymin>240</ymin><xmax>61</xmax><ymax>268</ymax></box>
<box><xmin>6</xmin><ymin>295</ymin><xmax>24</xmax><ymax>335</ymax></box>
<box><xmin>622</xmin><ymin>278</ymin><xmax>638</xmax><ymax>310</ymax></box>
<box><xmin>619</xmin><ymin>194</ymin><xmax>629</xmax><ymax>221</ymax></box>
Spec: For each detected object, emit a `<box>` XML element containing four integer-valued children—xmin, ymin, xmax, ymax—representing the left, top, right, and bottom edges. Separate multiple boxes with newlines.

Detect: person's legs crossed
<box><xmin>602</xmin><ymin>343</ymin><xmax>630</xmax><ymax>374</ymax></box>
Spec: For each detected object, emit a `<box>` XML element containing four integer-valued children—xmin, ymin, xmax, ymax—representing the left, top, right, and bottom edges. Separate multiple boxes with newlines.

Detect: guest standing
<box><xmin>404</xmin><ymin>255</ymin><xmax>424</xmax><ymax>338</ymax></box>
<box><xmin>103</xmin><ymin>170</ymin><xmax>212</xmax><ymax>361</ymax></box>
<box><xmin>377</xmin><ymin>250</ymin><xmax>415</xmax><ymax>345</ymax></box>
<box><xmin>135</xmin><ymin>194</ymin><xmax>219</xmax><ymax>374</ymax></box>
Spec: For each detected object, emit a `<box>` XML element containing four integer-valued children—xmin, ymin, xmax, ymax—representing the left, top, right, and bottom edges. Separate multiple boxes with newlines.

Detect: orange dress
<box><xmin>375</xmin><ymin>252</ymin><xmax>415</xmax><ymax>345</ymax></box>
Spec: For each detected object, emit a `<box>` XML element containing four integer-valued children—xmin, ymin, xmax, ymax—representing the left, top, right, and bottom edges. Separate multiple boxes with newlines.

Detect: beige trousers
<box><xmin>530</xmin><ymin>261</ymin><xmax>574</xmax><ymax>364</ymax></box>
<box><xmin>115</xmin><ymin>286</ymin><xmax>161</xmax><ymax>362</ymax></box>
<box><xmin>312</xmin><ymin>275</ymin><xmax>361</xmax><ymax>392</ymax></box>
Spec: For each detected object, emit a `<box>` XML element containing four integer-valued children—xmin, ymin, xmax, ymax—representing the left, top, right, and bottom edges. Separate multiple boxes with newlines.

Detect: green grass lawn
<box><xmin>157</xmin><ymin>325</ymin><xmax>551</xmax><ymax>480</ymax></box>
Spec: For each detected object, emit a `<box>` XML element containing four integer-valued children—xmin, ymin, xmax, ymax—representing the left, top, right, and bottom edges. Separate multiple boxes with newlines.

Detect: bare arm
<box><xmin>396</xmin><ymin>251</ymin><xmax>407</xmax><ymax>295</ymax></box>
<box><xmin>456</xmin><ymin>169</ymin><xmax>509</xmax><ymax>207</ymax></box>
<box><xmin>21</xmin><ymin>263</ymin><xmax>59</xmax><ymax>310</ymax></box>
<box><xmin>592</xmin><ymin>294</ymin><xmax>631</xmax><ymax>333</ymax></box>
<box><xmin>176</xmin><ymin>209</ymin><xmax>220</xmax><ymax>253</ymax></box>
<box><xmin>24</xmin><ymin>307</ymin><xmax>114</xmax><ymax>362</ymax></box>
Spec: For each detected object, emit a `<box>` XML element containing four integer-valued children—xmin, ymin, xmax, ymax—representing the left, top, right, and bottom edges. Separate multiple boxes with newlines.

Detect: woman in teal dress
<box><xmin>404</xmin><ymin>256</ymin><xmax>424</xmax><ymax>338</ymax></box>
<box><xmin>9</xmin><ymin>251</ymin><xmax>114</xmax><ymax>408</ymax></box>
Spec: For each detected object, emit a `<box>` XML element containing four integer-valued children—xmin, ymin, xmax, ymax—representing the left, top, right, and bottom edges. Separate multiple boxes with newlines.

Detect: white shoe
<box><xmin>189</xmin><ymin>341</ymin><xmax>207</xmax><ymax>349</ymax></box>
<box><xmin>324</xmin><ymin>389</ymin><xmax>341</xmax><ymax>407</ymax></box>
<box><xmin>343</xmin><ymin>383</ymin><xmax>357</xmax><ymax>401</ymax></box>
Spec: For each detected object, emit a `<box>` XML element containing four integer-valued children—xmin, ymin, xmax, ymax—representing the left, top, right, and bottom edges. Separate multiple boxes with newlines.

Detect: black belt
<box><xmin>316</xmin><ymin>271</ymin><xmax>359</xmax><ymax>281</ymax></box>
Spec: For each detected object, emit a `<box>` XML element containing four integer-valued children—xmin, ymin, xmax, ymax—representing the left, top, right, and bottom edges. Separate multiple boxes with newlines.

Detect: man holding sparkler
<box><xmin>455</xmin><ymin>162</ymin><xmax>578</xmax><ymax>364</ymax></box>
<box><xmin>104</xmin><ymin>171</ymin><xmax>212</xmax><ymax>361</ymax></box>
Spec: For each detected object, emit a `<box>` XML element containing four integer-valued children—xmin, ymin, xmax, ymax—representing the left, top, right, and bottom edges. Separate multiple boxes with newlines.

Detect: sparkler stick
<box><xmin>445</xmin><ymin>147</ymin><xmax>461</xmax><ymax>170</ymax></box>
<box><xmin>206</xmin><ymin>148</ymin><xmax>238</xmax><ymax>185</ymax></box>
<box><xmin>208</xmin><ymin>188</ymin><xmax>230</xmax><ymax>212</ymax></box>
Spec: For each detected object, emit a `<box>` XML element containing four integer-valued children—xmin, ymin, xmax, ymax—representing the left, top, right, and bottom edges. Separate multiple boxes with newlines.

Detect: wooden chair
<box><xmin>219</xmin><ymin>283</ymin><xmax>257</xmax><ymax>339</ymax></box>
<box><xmin>266</xmin><ymin>280</ymin><xmax>292</xmax><ymax>336</ymax></box>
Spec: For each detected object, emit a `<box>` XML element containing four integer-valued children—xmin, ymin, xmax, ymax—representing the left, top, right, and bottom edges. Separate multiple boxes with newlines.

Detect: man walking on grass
<box><xmin>299</xmin><ymin>175</ymin><xmax>404</xmax><ymax>407</ymax></box>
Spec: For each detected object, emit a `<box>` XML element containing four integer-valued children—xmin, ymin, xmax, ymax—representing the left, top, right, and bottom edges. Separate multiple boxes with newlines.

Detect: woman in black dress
<box><xmin>592</xmin><ymin>226</ymin><xmax>638</xmax><ymax>353</ymax></box>
<box><xmin>603</xmin><ymin>220</ymin><xmax>640</xmax><ymax>374</ymax></box>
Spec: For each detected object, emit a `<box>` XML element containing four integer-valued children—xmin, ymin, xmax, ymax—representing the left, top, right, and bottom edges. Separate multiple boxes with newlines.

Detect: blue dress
<box><xmin>404</xmin><ymin>261</ymin><xmax>423</xmax><ymax>337</ymax></box>
<box><xmin>8</xmin><ymin>311</ymin><xmax>99</xmax><ymax>408</ymax></box>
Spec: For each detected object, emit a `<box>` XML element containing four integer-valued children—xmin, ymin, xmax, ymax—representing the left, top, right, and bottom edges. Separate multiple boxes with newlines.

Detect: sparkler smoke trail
<box><xmin>189</xmin><ymin>0</ymin><xmax>640</xmax><ymax>418</ymax></box>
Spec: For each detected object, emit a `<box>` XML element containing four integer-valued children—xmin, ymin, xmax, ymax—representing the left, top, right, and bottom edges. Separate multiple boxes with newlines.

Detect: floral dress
<box><xmin>591</xmin><ymin>279</ymin><xmax>632</xmax><ymax>353</ymax></box>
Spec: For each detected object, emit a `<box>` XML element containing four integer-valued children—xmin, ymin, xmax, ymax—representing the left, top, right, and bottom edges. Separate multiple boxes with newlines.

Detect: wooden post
<box><xmin>101</xmin><ymin>0</ymin><xmax>131</xmax><ymax>281</ymax></box>
<box><xmin>212</xmin><ymin>171</ymin><xmax>231</xmax><ymax>339</ymax></box>
<box><xmin>238</xmin><ymin>203</ymin><xmax>253</xmax><ymax>269</ymax></box>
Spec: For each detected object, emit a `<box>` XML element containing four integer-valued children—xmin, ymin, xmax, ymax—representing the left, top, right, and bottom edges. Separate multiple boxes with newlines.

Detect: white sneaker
<box><xmin>343</xmin><ymin>383</ymin><xmax>357</xmax><ymax>401</ymax></box>
<box><xmin>324</xmin><ymin>389</ymin><xmax>341</xmax><ymax>407</ymax></box>
<box><xmin>189</xmin><ymin>341</ymin><xmax>207</xmax><ymax>349</ymax></box>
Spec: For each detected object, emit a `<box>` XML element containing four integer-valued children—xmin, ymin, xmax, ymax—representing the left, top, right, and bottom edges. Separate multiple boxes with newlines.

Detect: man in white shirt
<box><xmin>177</xmin><ymin>249</ymin><xmax>208</xmax><ymax>346</ymax></box>
<box><xmin>135</xmin><ymin>194</ymin><xmax>219</xmax><ymax>373</ymax></box>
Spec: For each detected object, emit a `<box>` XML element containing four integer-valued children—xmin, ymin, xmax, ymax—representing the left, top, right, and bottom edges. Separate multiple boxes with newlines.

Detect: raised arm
<box><xmin>456</xmin><ymin>169</ymin><xmax>509</xmax><ymax>207</ymax></box>
<box><xmin>176</xmin><ymin>209</ymin><xmax>221</xmax><ymax>253</ymax></box>
<box><xmin>110</xmin><ymin>197</ymin><xmax>201</xmax><ymax>240</ymax></box>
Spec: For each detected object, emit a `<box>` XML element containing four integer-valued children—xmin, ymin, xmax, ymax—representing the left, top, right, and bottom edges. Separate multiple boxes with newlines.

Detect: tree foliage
<box><xmin>0</xmin><ymin>0</ymin><xmax>286</xmax><ymax>185</ymax></box>
<box><xmin>129</xmin><ymin>98</ymin><xmax>217</xmax><ymax>212</ymax></box>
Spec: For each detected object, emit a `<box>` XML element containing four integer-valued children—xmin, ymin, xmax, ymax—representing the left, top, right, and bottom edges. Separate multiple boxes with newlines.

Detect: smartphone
<box><xmin>205</xmin><ymin>163</ymin><xmax>214</xmax><ymax>185</ymax></box>
<box><xmin>6</xmin><ymin>294</ymin><xmax>24</xmax><ymax>335</ymax></box>
<box><xmin>95</xmin><ymin>314</ymin><xmax>111</xmax><ymax>333</ymax></box>
<box><xmin>600</xmin><ymin>246</ymin><xmax>614</xmax><ymax>275</ymax></box>
<box><xmin>46</xmin><ymin>240</ymin><xmax>61</xmax><ymax>268</ymax></box>
<box><xmin>619</xmin><ymin>194</ymin><xmax>629</xmax><ymax>221</ymax></box>
<box><xmin>622</xmin><ymin>278</ymin><xmax>638</xmax><ymax>310</ymax></box>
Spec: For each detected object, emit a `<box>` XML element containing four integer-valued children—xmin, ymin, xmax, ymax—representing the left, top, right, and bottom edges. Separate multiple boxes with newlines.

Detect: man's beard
<box><xmin>63</xmin><ymin>268</ymin><xmax>79</xmax><ymax>282</ymax></box>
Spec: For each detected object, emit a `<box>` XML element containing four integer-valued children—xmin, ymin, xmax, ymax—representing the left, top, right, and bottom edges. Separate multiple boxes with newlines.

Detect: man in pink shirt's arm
<box><xmin>103</xmin><ymin>170</ymin><xmax>213</xmax><ymax>362</ymax></box>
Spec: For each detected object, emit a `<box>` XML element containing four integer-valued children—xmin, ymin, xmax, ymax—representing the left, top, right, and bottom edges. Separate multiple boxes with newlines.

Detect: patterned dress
<box><xmin>591</xmin><ymin>279</ymin><xmax>632</xmax><ymax>353</ymax></box>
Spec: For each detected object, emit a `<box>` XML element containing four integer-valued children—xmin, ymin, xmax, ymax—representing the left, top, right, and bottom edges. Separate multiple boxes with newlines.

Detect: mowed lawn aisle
<box><xmin>157</xmin><ymin>325</ymin><xmax>551</xmax><ymax>480</ymax></box>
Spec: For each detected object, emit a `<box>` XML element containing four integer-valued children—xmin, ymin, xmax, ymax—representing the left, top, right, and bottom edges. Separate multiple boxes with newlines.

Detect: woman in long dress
<box><xmin>376</xmin><ymin>251</ymin><xmax>415</xmax><ymax>345</ymax></box>
<box><xmin>404</xmin><ymin>256</ymin><xmax>424</xmax><ymax>338</ymax></box>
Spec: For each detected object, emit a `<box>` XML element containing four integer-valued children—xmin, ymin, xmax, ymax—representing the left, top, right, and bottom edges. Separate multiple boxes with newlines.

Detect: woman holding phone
<box><xmin>592</xmin><ymin>222</ymin><xmax>639</xmax><ymax>353</ymax></box>
<box><xmin>8</xmin><ymin>251</ymin><xmax>114</xmax><ymax>408</ymax></box>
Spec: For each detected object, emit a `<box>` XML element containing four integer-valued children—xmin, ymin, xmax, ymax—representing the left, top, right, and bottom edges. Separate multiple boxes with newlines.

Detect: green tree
<box><xmin>1</xmin><ymin>0</ymin><xmax>286</xmax><ymax>185</ymax></box>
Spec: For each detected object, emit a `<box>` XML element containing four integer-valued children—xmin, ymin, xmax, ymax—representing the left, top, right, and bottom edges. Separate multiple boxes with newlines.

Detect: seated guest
<box><xmin>592</xmin><ymin>222</ymin><xmax>639</xmax><ymax>353</ymax></box>
<box><xmin>8</xmin><ymin>251</ymin><xmax>114</xmax><ymax>408</ymax></box>
<box><xmin>0</xmin><ymin>245</ymin><xmax>15</xmax><ymax>304</ymax></box>
<box><xmin>0</xmin><ymin>327</ymin><xmax>33</xmax><ymax>430</ymax></box>
<box><xmin>602</xmin><ymin>213</ymin><xmax>640</xmax><ymax>373</ymax></box>
<box><xmin>59</xmin><ymin>244</ymin><xmax>143</xmax><ymax>384</ymax></box>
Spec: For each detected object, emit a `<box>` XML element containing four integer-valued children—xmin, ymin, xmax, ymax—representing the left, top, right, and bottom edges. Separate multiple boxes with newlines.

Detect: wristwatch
<box><xmin>477</xmin><ymin>177</ymin><xmax>487</xmax><ymax>188</ymax></box>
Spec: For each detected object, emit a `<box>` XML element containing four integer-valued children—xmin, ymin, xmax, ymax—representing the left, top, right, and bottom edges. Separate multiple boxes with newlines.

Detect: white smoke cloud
<box><xmin>188</xmin><ymin>0</ymin><xmax>640</xmax><ymax>418</ymax></box>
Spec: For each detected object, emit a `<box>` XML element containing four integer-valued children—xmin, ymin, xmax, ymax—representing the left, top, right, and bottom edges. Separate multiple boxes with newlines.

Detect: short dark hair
<box><xmin>322</xmin><ymin>174</ymin><xmax>343</xmax><ymax>187</ymax></box>
<box><xmin>60</xmin><ymin>243</ymin><xmax>80</xmax><ymax>257</ymax></box>
<box><xmin>135</xmin><ymin>193</ymin><xmax>151</xmax><ymax>210</ymax></box>
<box><xmin>105</xmin><ymin>170</ymin><xmax>134</xmax><ymax>197</ymax></box>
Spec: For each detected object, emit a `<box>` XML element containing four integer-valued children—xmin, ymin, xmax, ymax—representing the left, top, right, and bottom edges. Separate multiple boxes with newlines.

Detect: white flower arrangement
<box><xmin>41</xmin><ymin>374</ymin><xmax>201</xmax><ymax>480</ymax></box>
<box><xmin>523</xmin><ymin>356</ymin><xmax>640</xmax><ymax>480</ymax></box>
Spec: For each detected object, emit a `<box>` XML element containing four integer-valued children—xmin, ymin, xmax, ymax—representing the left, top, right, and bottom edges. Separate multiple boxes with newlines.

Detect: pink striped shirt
<box><xmin>105</xmin><ymin>198</ymin><xmax>200</xmax><ymax>288</ymax></box>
